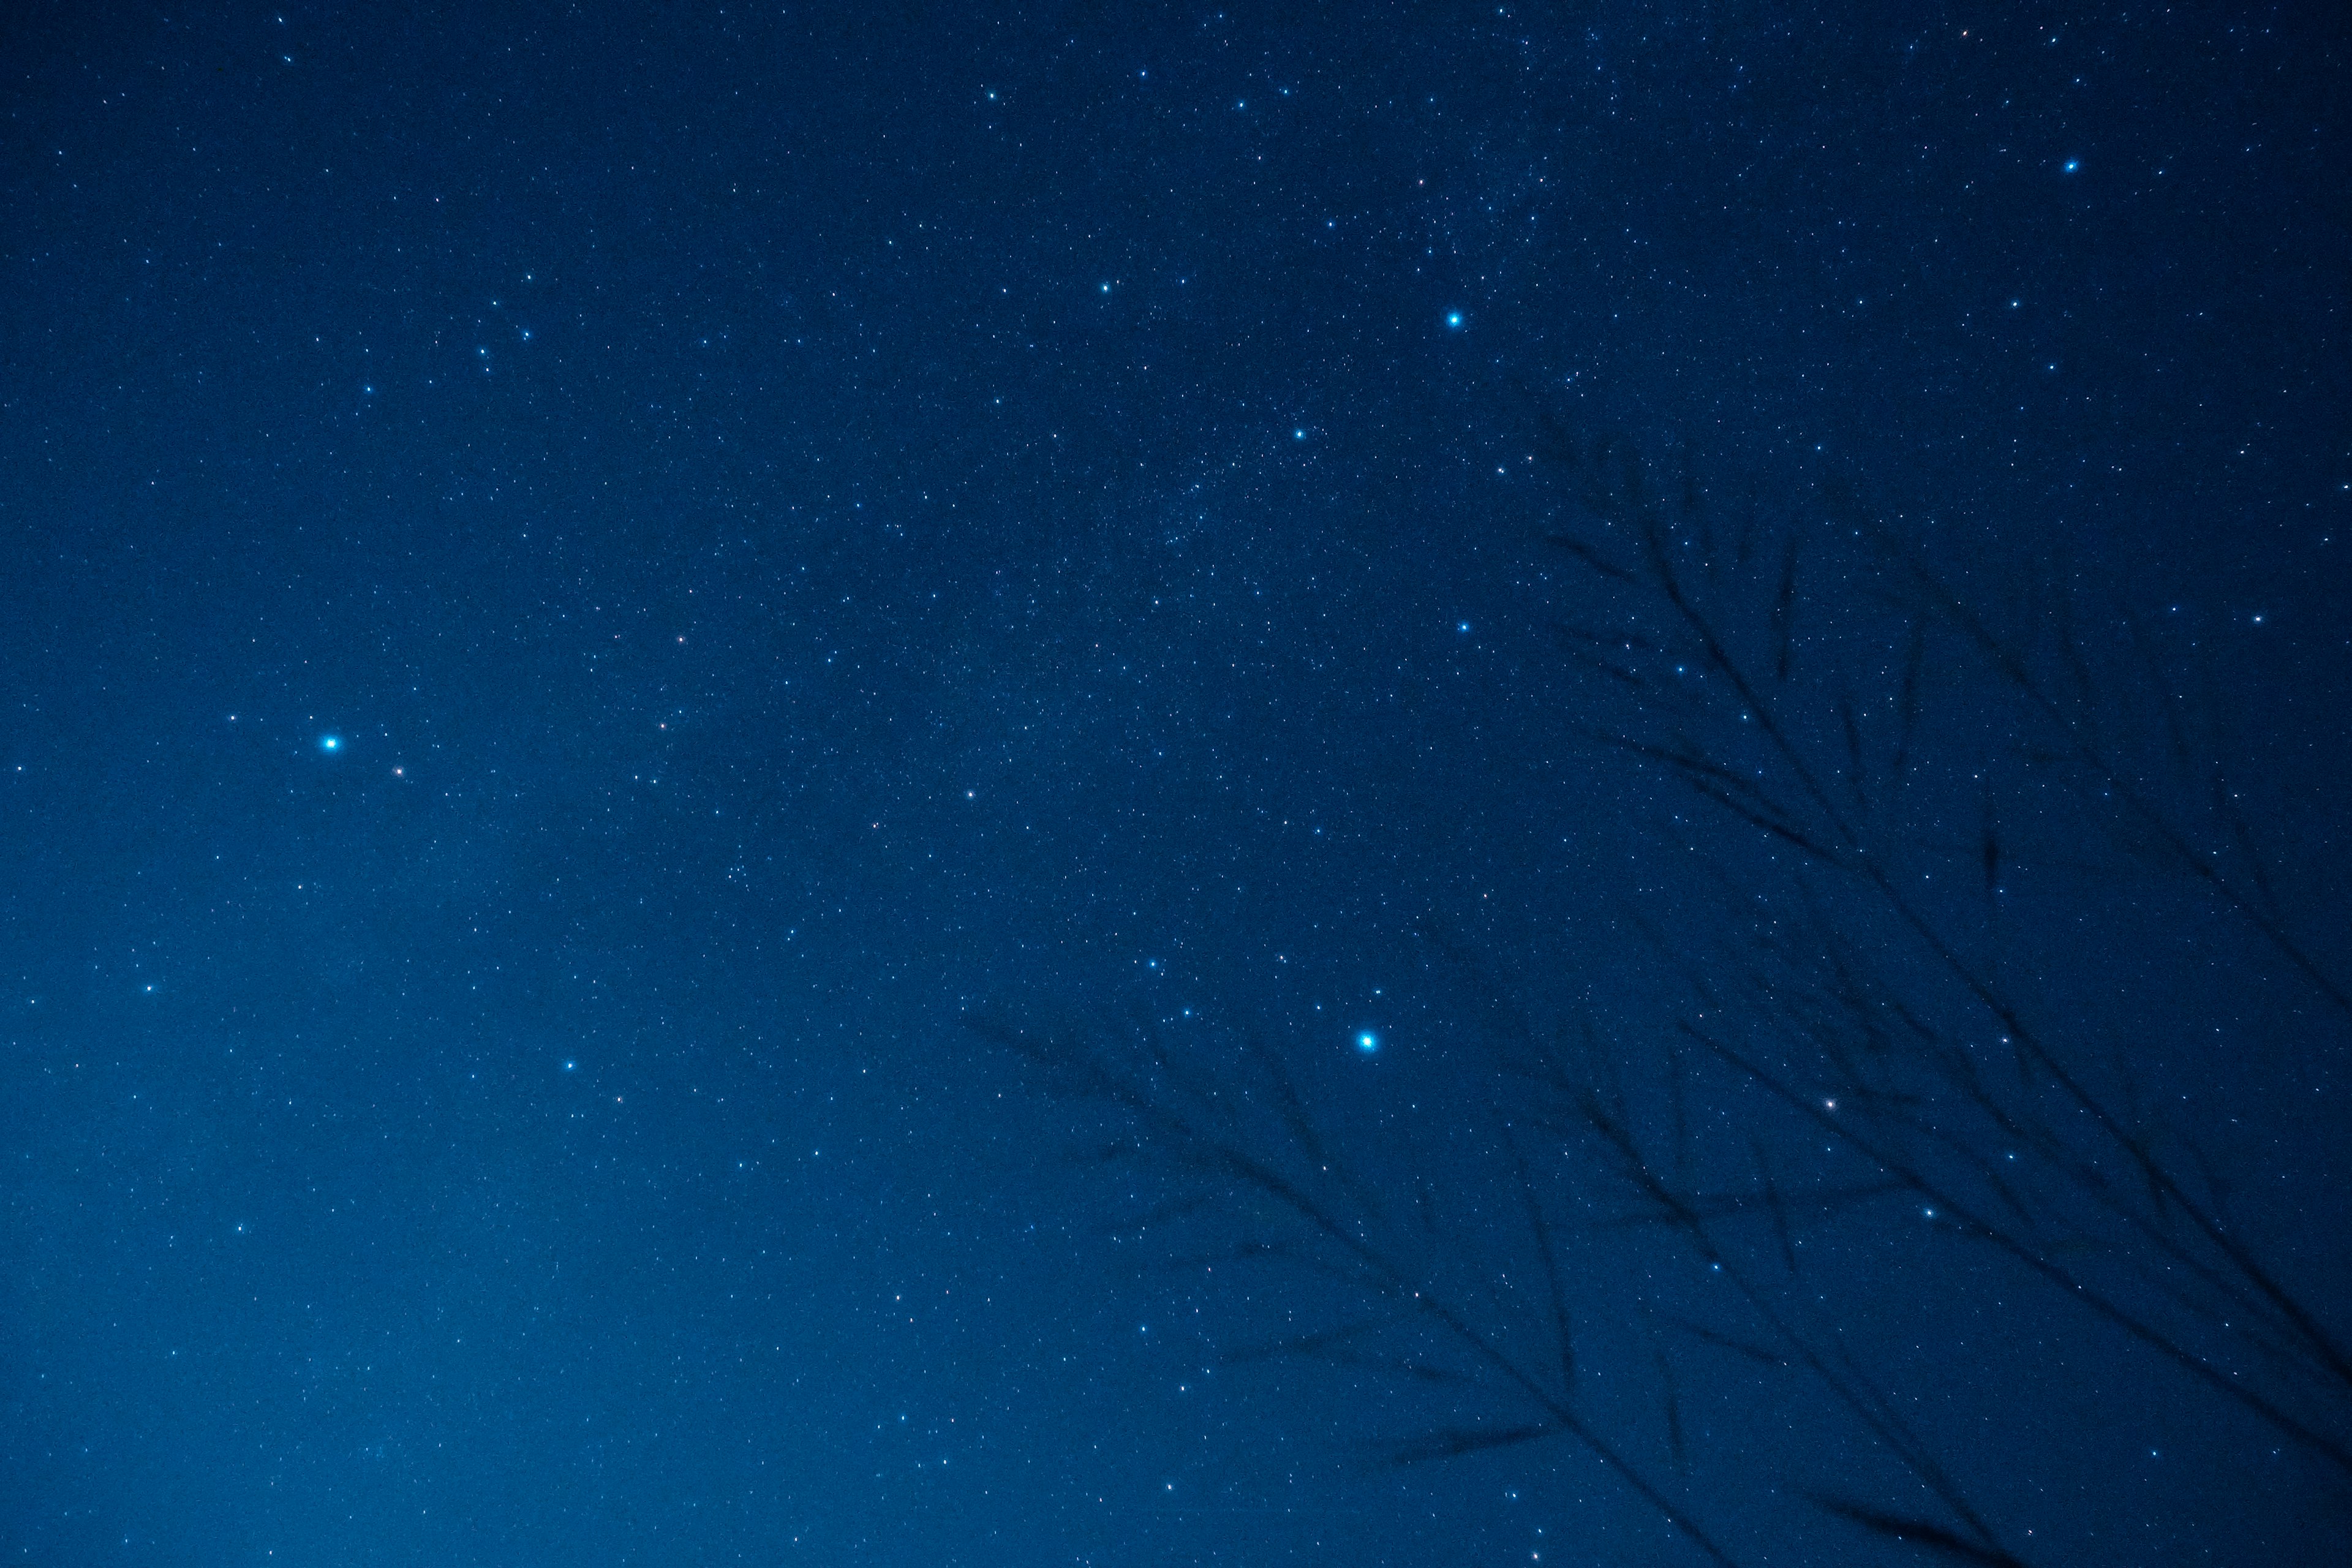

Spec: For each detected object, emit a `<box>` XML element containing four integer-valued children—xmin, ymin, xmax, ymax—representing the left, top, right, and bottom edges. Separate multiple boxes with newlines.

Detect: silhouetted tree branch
<box><xmin>978</xmin><ymin>429</ymin><xmax>2350</xmax><ymax>1564</ymax></box>
<box><xmin>1531</xmin><ymin>427</ymin><xmax>2351</xmax><ymax>1467</ymax></box>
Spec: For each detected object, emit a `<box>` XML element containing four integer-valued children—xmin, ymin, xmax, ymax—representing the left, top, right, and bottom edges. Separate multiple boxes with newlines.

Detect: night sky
<box><xmin>5</xmin><ymin>3</ymin><xmax>2349</xmax><ymax>1564</ymax></box>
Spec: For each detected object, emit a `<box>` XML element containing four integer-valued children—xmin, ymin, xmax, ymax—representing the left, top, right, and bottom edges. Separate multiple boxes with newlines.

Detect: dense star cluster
<box><xmin>4</xmin><ymin>3</ymin><xmax>2346</xmax><ymax>1564</ymax></box>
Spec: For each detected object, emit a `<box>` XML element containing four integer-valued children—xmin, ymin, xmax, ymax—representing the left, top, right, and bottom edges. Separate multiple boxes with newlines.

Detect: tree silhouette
<box><xmin>976</xmin><ymin>428</ymin><xmax>2351</xmax><ymax>1564</ymax></box>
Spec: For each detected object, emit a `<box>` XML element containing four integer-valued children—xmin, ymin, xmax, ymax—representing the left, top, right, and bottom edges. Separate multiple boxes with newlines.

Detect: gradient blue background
<box><xmin>4</xmin><ymin>2</ymin><xmax>2347</xmax><ymax>1562</ymax></box>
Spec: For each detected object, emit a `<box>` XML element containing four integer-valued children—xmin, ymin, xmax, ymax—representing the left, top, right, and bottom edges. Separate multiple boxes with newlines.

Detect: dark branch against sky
<box><xmin>2</xmin><ymin>2</ymin><xmax>2346</xmax><ymax>1563</ymax></box>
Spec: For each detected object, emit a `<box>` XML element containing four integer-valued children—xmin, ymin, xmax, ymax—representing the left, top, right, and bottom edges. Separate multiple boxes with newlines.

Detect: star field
<box><xmin>3</xmin><ymin>3</ymin><xmax>2348</xmax><ymax>1564</ymax></box>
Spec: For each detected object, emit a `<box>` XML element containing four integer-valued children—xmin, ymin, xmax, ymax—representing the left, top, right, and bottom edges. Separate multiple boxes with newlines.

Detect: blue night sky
<box><xmin>3</xmin><ymin>3</ymin><xmax>2348</xmax><ymax>1564</ymax></box>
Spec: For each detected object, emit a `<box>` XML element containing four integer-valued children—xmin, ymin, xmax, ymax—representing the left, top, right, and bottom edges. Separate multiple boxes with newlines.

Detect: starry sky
<box><xmin>4</xmin><ymin>2</ymin><xmax>2348</xmax><ymax>1564</ymax></box>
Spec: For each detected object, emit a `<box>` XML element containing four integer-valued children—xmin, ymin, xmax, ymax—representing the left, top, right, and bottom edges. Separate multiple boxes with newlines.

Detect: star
<box><xmin>318</xmin><ymin>734</ymin><xmax>341</xmax><ymax>752</ymax></box>
<box><xmin>1356</xmin><ymin>1031</ymin><xmax>1379</xmax><ymax>1054</ymax></box>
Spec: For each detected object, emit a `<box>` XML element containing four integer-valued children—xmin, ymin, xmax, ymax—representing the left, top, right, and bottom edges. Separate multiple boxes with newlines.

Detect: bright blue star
<box><xmin>1356</xmin><ymin>1031</ymin><xmax>1380</xmax><ymax>1054</ymax></box>
<box><xmin>2062</xmin><ymin>159</ymin><xmax>2079</xmax><ymax>173</ymax></box>
<box><xmin>1293</xmin><ymin>428</ymin><xmax>1307</xmax><ymax>440</ymax></box>
<box><xmin>318</xmin><ymin>734</ymin><xmax>341</xmax><ymax>753</ymax></box>
<box><xmin>1445</xmin><ymin>311</ymin><xmax>1465</xmax><ymax>330</ymax></box>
